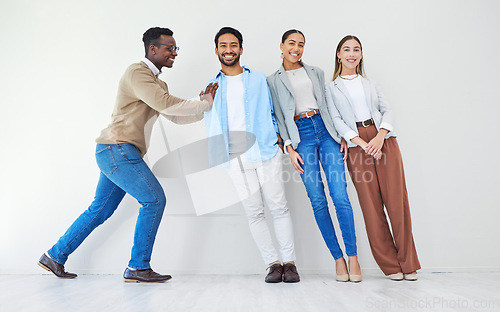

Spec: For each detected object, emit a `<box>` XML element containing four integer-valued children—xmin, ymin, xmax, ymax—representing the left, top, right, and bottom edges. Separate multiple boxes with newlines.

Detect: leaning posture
<box><xmin>267</xmin><ymin>29</ymin><xmax>361</xmax><ymax>282</ymax></box>
<box><xmin>38</xmin><ymin>27</ymin><xmax>217</xmax><ymax>283</ymax></box>
<box><xmin>325</xmin><ymin>35</ymin><xmax>420</xmax><ymax>281</ymax></box>
<box><xmin>204</xmin><ymin>27</ymin><xmax>300</xmax><ymax>283</ymax></box>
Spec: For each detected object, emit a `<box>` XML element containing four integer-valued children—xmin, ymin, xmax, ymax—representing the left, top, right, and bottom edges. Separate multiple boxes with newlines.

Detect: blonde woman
<box><xmin>325</xmin><ymin>35</ymin><xmax>420</xmax><ymax>281</ymax></box>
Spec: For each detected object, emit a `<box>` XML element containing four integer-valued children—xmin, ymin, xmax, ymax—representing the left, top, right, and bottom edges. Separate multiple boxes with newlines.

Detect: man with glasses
<box><xmin>38</xmin><ymin>27</ymin><xmax>218</xmax><ymax>283</ymax></box>
<box><xmin>204</xmin><ymin>27</ymin><xmax>300</xmax><ymax>283</ymax></box>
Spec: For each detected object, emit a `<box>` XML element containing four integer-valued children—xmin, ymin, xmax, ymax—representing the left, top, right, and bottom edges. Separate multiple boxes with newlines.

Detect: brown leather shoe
<box><xmin>123</xmin><ymin>268</ymin><xmax>172</xmax><ymax>283</ymax></box>
<box><xmin>38</xmin><ymin>254</ymin><xmax>77</xmax><ymax>279</ymax></box>
<box><xmin>265</xmin><ymin>263</ymin><xmax>283</xmax><ymax>283</ymax></box>
<box><xmin>283</xmin><ymin>262</ymin><xmax>300</xmax><ymax>283</ymax></box>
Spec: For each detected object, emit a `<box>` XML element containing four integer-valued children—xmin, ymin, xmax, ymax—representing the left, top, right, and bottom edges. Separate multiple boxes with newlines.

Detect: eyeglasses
<box><xmin>156</xmin><ymin>43</ymin><xmax>180</xmax><ymax>52</ymax></box>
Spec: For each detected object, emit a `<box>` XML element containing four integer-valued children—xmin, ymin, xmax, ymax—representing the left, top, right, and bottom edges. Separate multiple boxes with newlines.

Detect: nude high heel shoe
<box><xmin>335</xmin><ymin>258</ymin><xmax>349</xmax><ymax>282</ymax></box>
<box><xmin>336</xmin><ymin>273</ymin><xmax>349</xmax><ymax>282</ymax></box>
<box><xmin>348</xmin><ymin>257</ymin><xmax>362</xmax><ymax>283</ymax></box>
<box><xmin>349</xmin><ymin>273</ymin><xmax>362</xmax><ymax>282</ymax></box>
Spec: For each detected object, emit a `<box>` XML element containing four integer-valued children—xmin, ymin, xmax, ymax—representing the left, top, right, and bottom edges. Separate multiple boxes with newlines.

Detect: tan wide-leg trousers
<box><xmin>347</xmin><ymin>125</ymin><xmax>420</xmax><ymax>275</ymax></box>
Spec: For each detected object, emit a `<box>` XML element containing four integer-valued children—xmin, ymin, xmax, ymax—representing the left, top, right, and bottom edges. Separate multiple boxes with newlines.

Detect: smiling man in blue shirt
<box><xmin>204</xmin><ymin>27</ymin><xmax>300</xmax><ymax>283</ymax></box>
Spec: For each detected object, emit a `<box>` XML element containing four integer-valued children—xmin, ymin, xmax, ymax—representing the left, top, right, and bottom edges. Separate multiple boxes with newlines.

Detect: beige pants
<box><xmin>347</xmin><ymin>125</ymin><xmax>421</xmax><ymax>275</ymax></box>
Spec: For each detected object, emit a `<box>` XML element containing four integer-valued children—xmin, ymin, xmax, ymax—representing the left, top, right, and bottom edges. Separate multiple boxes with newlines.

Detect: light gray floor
<box><xmin>1</xmin><ymin>272</ymin><xmax>499</xmax><ymax>312</ymax></box>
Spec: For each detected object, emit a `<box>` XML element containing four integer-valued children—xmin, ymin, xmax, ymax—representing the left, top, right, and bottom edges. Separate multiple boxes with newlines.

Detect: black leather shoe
<box><xmin>38</xmin><ymin>254</ymin><xmax>77</xmax><ymax>278</ymax></box>
<box><xmin>283</xmin><ymin>262</ymin><xmax>300</xmax><ymax>283</ymax></box>
<box><xmin>265</xmin><ymin>263</ymin><xmax>283</xmax><ymax>283</ymax></box>
<box><xmin>123</xmin><ymin>268</ymin><xmax>172</xmax><ymax>283</ymax></box>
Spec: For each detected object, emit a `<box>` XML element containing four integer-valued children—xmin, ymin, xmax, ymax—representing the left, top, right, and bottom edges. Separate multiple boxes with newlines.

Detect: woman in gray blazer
<box><xmin>267</xmin><ymin>30</ymin><xmax>361</xmax><ymax>282</ymax></box>
<box><xmin>325</xmin><ymin>35</ymin><xmax>421</xmax><ymax>281</ymax></box>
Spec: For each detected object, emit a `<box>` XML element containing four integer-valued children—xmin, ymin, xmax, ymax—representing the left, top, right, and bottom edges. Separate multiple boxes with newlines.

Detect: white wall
<box><xmin>1</xmin><ymin>0</ymin><xmax>499</xmax><ymax>274</ymax></box>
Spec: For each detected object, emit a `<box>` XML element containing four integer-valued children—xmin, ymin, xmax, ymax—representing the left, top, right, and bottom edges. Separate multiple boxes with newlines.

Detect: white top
<box><xmin>226</xmin><ymin>74</ymin><xmax>247</xmax><ymax>154</ymax></box>
<box><xmin>286</xmin><ymin>67</ymin><xmax>319</xmax><ymax>115</ymax></box>
<box><xmin>337</xmin><ymin>75</ymin><xmax>394</xmax><ymax>143</ymax></box>
<box><xmin>340</xmin><ymin>75</ymin><xmax>371</xmax><ymax>121</ymax></box>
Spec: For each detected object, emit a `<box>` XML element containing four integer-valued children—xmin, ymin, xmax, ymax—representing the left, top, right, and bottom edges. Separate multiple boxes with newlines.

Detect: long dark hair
<box><xmin>281</xmin><ymin>29</ymin><xmax>305</xmax><ymax>43</ymax></box>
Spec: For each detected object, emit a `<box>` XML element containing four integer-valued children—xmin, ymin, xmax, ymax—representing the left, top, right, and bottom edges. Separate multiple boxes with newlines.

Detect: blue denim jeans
<box><xmin>295</xmin><ymin>114</ymin><xmax>357</xmax><ymax>259</ymax></box>
<box><xmin>48</xmin><ymin>144</ymin><xmax>166</xmax><ymax>270</ymax></box>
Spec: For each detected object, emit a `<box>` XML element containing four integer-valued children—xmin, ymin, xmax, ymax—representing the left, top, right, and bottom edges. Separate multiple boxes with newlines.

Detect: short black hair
<box><xmin>214</xmin><ymin>27</ymin><xmax>243</xmax><ymax>47</ymax></box>
<box><xmin>142</xmin><ymin>27</ymin><xmax>174</xmax><ymax>56</ymax></box>
<box><xmin>281</xmin><ymin>29</ymin><xmax>305</xmax><ymax>44</ymax></box>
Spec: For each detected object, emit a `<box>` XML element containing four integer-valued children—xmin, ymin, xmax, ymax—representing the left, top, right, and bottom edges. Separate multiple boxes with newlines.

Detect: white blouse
<box><xmin>336</xmin><ymin>75</ymin><xmax>394</xmax><ymax>144</ymax></box>
<box><xmin>339</xmin><ymin>74</ymin><xmax>371</xmax><ymax>122</ymax></box>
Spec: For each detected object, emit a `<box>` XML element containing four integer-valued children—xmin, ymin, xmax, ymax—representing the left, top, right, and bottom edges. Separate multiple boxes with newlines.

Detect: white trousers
<box><xmin>228</xmin><ymin>152</ymin><xmax>296</xmax><ymax>264</ymax></box>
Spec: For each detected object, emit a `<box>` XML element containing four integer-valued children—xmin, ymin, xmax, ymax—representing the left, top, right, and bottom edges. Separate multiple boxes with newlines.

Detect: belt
<box><xmin>356</xmin><ymin>118</ymin><xmax>374</xmax><ymax>127</ymax></box>
<box><xmin>294</xmin><ymin>109</ymin><xmax>319</xmax><ymax>121</ymax></box>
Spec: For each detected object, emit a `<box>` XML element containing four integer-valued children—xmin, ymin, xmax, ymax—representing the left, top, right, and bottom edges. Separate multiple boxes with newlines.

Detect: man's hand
<box><xmin>276</xmin><ymin>133</ymin><xmax>284</xmax><ymax>153</ymax></box>
<box><xmin>278</xmin><ymin>143</ymin><xmax>284</xmax><ymax>153</ymax></box>
<box><xmin>199</xmin><ymin>82</ymin><xmax>219</xmax><ymax>105</ymax></box>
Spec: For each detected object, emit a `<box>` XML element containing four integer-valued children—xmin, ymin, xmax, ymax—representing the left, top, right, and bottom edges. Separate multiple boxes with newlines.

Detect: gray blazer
<box><xmin>325</xmin><ymin>77</ymin><xmax>396</xmax><ymax>148</ymax></box>
<box><xmin>267</xmin><ymin>63</ymin><xmax>340</xmax><ymax>149</ymax></box>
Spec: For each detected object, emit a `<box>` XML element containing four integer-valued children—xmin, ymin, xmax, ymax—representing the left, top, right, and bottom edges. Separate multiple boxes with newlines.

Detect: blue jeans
<box><xmin>295</xmin><ymin>114</ymin><xmax>357</xmax><ymax>260</ymax></box>
<box><xmin>48</xmin><ymin>144</ymin><xmax>166</xmax><ymax>270</ymax></box>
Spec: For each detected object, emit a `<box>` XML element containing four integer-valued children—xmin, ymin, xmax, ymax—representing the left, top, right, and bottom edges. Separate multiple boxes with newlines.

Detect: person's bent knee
<box><xmin>246</xmin><ymin>211</ymin><xmax>265</xmax><ymax>224</ymax></box>
<box><xmin>269</xmin><ymin>205</ymin><xmax>290</xmax><ymax>218</ymax></box>
<box><xmin>158</xmin><ymin>192</ymin><xmax>167</xmax><ymax>207</ymax></box>
<box><xmin>155</xmin><ymin>193</ymin><xmax>167</xmax><ymax>214</ymax></box>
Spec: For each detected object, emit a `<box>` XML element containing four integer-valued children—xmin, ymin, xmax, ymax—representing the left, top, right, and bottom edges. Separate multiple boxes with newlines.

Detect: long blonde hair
<box><xmin>333</xmin><ymin>35</ymin><xmax>365</xmax><ymax>81</ymax></box>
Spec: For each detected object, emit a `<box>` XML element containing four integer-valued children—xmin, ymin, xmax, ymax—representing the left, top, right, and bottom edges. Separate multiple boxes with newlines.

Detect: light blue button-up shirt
<box><xmin>204</xmin><ymin>66</ymin><xmax>280</xmax><ymax>167</ymax></box>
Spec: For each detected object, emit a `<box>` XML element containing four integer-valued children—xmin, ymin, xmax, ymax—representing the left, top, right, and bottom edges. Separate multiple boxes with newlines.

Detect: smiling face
<box><xmin>148</xmin><ymin>34</ymin><xmax>178</xmax><ymax>70</ymax></box>
<box><xmin>216</xmin><ymin>33</ymin><xmax>242</xmax><ymax>67</ymax></box>
<box><xmin>280</xmin><ymin>32</ymin><xmax>305</xmax><ymax>67</ymax></box>
<box><xmin>337</xmin><ymin>39</ymin><xmax>362</xmax><ymax>75</ymax></box>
